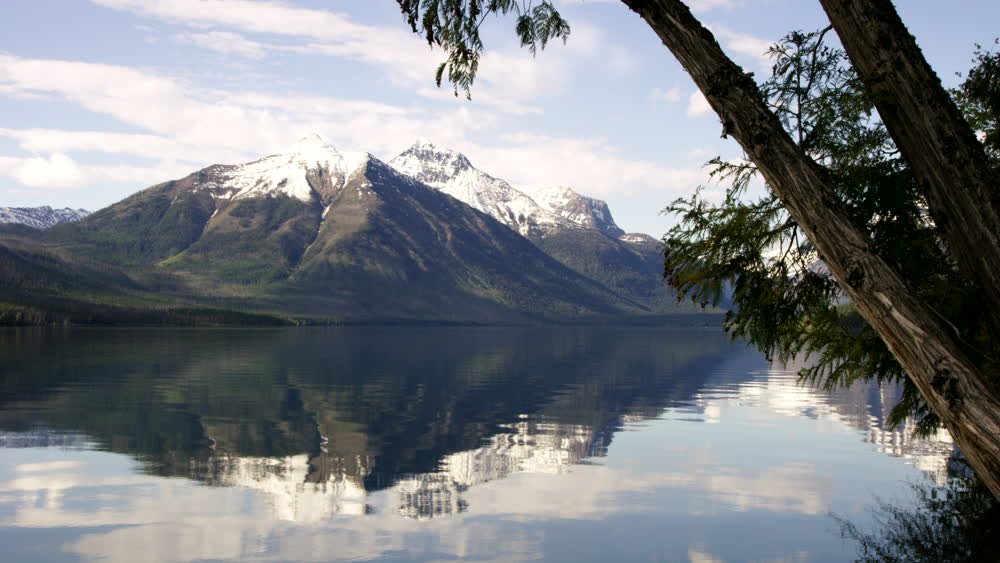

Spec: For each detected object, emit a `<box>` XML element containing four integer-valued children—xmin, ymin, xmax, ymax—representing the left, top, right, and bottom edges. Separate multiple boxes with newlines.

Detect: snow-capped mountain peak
<box><xmin>391</xmin><ymin>139</ymin><xmax>473</xmax><ymax>185</ymax></box>
<box><xmin>389</xmin><ymin>139</ymin><xmax>626</xmax><ymax>238</ymax></box>
<box><xmin>0</xmin><ymin>206</ymin><xmax>90</xmax><ymax>229</ymax></box>
<box><xmin>208</xmin><ymin>134</ymin><xmax>371</xmax><ymax>203</ymax></box>
<box><xmin>390</xmin><ymin>140</ymin><xmax>564</xmax><ymax>237</ymax></box>
<box><xmin>519</xmin><ymin>184</ymin><xmax>625</xmax><ymax>238</ymax></box>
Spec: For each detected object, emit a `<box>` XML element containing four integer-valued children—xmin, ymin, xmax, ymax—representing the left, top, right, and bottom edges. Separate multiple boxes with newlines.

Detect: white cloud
<box><xmin>470</xmin><ymin>133</ymin><xmax>708</xmax><ymax>200</ymax></box>
<box><xmin>0</xmin><ymin>50</ymin><xmax>707</xmax><ymax>236</ymax></box>
<box><xmin>686</xmin><ymin>90</ymin><xmax>713</xmax><ymax>118</ymax></box>
<box><xmin>176</xmin><ymin>31</ymin><xmax>267</xmax><ymax>58</ymax></box>
<box><xmin>91</xmin><ymin>0</ymin><xmax>367</xmax><ymax>39</ymax></box>
<box><xmin>0</xmin><ymin>54</ymin><xmax>273</xmax><ymax>152</ymax></box>
<box><xmin>686</xmin><ymin>147</ymin><xmax>716</xmax><ymax>160</ymax></box>
<box><xmin>0</xmin><ymin>52</ymin><xmax>661</xmax><ymax>201</ymax></box>
<box><xmin>0</xmin><ymin>128</ymin><xmax>247</xmax><ymax>164</ymax></box>
<box><xmin>688</xmin><ymin>0</ymin><xmax>737</xmax><ymax>12</ymax></box>
<box><xmin>0</xmin><ymin>151</ymin><xmax>193</xmax><ymax>190</ymax></box>
<box><xmin>0</xmin><ymin>44</ymin><xmax>702</xmax><ymax>225</ymax></box>
<box><xmin>650</xmin><ymin>87</ymin><xmax>683</xmax><ymax>106</ymax></box>
<box><xmin>4</xmin><ymin>153</ymin><xmax>84</xmax><ymax>188</ymax></box>
<box><xmin>0</xmin><ymin>54</ymin><xmax>512</xmax><ymax>191</ymax></box>
<box><xmin>89</xmin><ymin>0</ymin><xmax>626</xmax><ymax>114</ymax></box>
<box><xmin>217</xmin><ymin>93</ymin><xmax>411</xmax><ymax>119</ymax></box>
<box><xmin>710</xmin><ymin>25</ymin><xmax>774</xmax><ymax>69</ymax></box>
<box><xmin>0</xmin><ymin>54</ymin><xmax>432</xmax><ymax>159</ymax></box>
<box><xmin>90</xmin><ymin>0</ymin><xmax>547</xmax><ymax>110</ymax></box>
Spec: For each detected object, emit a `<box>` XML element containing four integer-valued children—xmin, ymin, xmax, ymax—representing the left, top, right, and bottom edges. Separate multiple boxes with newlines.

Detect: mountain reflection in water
<box><xmin>0</xmin><ymin>327</ymin><xmax>957</xmax><ymax>562</ymax></box>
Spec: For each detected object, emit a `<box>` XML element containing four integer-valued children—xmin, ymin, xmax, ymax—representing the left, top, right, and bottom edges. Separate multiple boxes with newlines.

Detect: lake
<box><xmin>0</xmin><ymin>326</ymin><xmax>955</xmax><ymax>562</ymax></box>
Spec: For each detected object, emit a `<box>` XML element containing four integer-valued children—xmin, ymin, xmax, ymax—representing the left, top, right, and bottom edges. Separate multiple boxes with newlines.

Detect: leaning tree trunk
<box><xmin>819</xmin><ymin>0</ymin><xmax>1000</xmax><ymax>333</ymax></box>
<box><xmin>619</xmin><ymin>0</ymin><xmax>1000</xmax><ymax>499</ymax></box>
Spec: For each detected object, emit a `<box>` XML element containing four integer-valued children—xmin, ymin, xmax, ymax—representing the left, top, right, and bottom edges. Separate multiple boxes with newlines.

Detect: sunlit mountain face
<box><xmin>0</xmin><ymin>327</ymin><xmax>956</xmax><ymax>561</ymax></box>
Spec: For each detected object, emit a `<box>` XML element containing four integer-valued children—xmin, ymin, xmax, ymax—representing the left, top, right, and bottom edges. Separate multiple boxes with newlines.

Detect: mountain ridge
<box><xmin>2</xmin><ymin>135</ymin><xmax>656</xmax><ymax>324</ymax></box>
<box><xmin>0</xmin><ymin>206</ymin><xmax>90</xmax><ymax>229</ymax></box>
<box><xmin>388</xmin><ymin>140</ymin><xmax>693</xmax><ymax>314</ymax></box>
<box><xmin>0</xmin><ymin>135</ymin><xmax>714</xmax><ymax>325</ymax></box>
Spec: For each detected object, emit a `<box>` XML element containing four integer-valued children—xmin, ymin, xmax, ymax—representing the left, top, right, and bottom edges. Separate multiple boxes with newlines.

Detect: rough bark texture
<box><xmin>618</xmin><ymin>0</ymin><xmax>1000</xmax><ymax>498</ymax></box>
<box><xmin>819</xmin><ymin>0</ymin><xmax>1000</xmax><ymax>330</ymax></box>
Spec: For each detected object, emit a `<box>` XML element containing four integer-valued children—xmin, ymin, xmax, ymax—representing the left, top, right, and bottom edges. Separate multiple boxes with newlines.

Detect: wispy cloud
<box><xmin>710</xmin><ymin>25</ymin><xmax>774</xmax><ymax>69</ymax></box>
<box><xmin>0</xmin><ymin>54</ymin><xmax>430</xmax><ymax>155</ymax></box>
<box><xmin>649</xmin><ymin>87</ymin><xmax>683</xmax><ymax>108</ymax></box>
<box><xmin>0</xmin><ymin>151</ymin><xmax>191</xmax><ymax>189</ymax></box>
<box><xmin>175</xmin><ymin>31</ymin><xmax>268</xmax><ymax>58</ymax></box>
<box><xmin>0</xmin><ymin>49</ymin><xmax>709</xmax><ymax>223</ymax></box>
<box><xmin>473</xmin><ymin>133</ymin><xmax>708</xmax><ymax>199</ymax></box>
<box><xmin>687</xmin><ymin>90</ymin><xmax>713</xmax><ymax>118</ymax></box>
<box><xmin>0</xmin><ymin>128</ymin><xmax>248</xmax><ymax>165</ymax></box>
<box><xmin>688</xmin><ymin>0</ymin><xmax>738</xmax><ymax>13</ymax></box>
<box><xmin>89</xmin><ymin>0</ymin><xmax>631</xmax><ymax>114</ymax></box>
<box><xmin>90</xmin><ymin>0</ymin><xmax>577</xmax><ymax>113</ymax></box>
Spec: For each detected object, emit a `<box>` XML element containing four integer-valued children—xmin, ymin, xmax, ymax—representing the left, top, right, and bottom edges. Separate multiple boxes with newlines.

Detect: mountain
<box><xmin>3</xmin><ymin>135</ymin><xmax>644</xmax><ymax>324</ymax></box>
<box><xmin>389</xmin><ymin>139</ymin><xmax>569</xmax><ymax>238</ymax></box>
<box><xmin>0</xmin><ymin>206</ymin><xmax>90</xmax><ymax>229</ymax></box>
<box><xmin>389</xmin><ymin>140</ymin><xmax>697</xmax><ymax>313</ymax></box>
<box><xmin>519</xmin><ymin>184</ymin><xmax>625</xmax><ymax>237</ymax></box>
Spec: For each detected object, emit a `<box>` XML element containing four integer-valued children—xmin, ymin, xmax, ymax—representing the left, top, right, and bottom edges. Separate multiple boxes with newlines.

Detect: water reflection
<box><xmin>0</xmin><ymin>327</ymin><xmax>956</xmax><ymax>561</ymax></box>
<box><xmin>1</xmin><ymin>328</ymin><xmax>734</xmax><ymax>518</ymax></box>
<box><xmin>757</xmin><ymin>360</ymin><xmax>955</xmax><ymax>484</ymax></box>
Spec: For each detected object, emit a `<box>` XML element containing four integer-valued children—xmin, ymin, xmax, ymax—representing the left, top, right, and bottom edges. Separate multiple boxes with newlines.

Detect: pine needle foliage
<box><xmin>950</xmin><ymin>39</ymin><xmax>1000</xmax><ymax>161</ymax></box>
<box><xmin>663</xmin><ymin>30</ymin><xmax>999</xmax><ymax>436</ymax></box>
<box><xmin>395</xmin><ymin>0</ymin><xmax>570</xmax><ymax>98</ymax></box>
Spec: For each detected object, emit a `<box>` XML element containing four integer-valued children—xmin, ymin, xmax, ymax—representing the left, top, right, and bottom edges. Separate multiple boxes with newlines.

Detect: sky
<box><xmin>0</xmin><ymin>0</ymin><xmax>996</xmax><ymax>237</ymax></box>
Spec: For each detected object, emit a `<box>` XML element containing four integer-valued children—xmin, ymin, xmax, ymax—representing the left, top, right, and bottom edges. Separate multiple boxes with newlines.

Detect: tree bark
<box><xmin>818</xmin><ymin>0</ymin><xmax>1000</xmax><ymax>332</ymax></box>
<box><xmin>619</xmin><ymin>0</ymin><xmax>1000</xmax><ymax>498</ymax></box>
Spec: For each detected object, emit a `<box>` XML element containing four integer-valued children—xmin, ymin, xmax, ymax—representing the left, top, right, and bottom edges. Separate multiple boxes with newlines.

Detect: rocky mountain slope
<box><xmin>389</xmin><ymin>139</ymin><xmax>568</xmax><ymax>238</ymax></box>
<box><xmin>6</xmin><ymin>135</ymin><xmax>641</xmax><ymax>323</ymax></box>
<box><xmin>0</xmin><ymin>206</ymin><xmax>90</xmax><ymax>229</ymax></box>
<box><xmin>390</xmin><ymin>140</ymin><xmax>693</xmax><ymax>313</ymax></box>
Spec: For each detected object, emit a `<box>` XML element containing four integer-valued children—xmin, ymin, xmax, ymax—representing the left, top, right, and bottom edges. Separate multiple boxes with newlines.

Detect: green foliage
<box><xmin>166</xmin><ymin>195</ymin><xmax>319</xmax><ymax>285</ymax></box>
<box><xmin>532</xmin><ymin>228</ymin><xmax>711</xmax><ymax>314</ymax></box>
<box><xmin>663</xmin><ymin>30</ymin><xmax>999</xmax><ymax>435</ymax></box>
<box><xmin>395</xmin><ymin>0</ymin><xmax>570</xmax><ymax>97</ymax></box>
<box><xmin>52</xmin><ymin>184</ymin><xmax>213</xmax><ymax>266</ymax></box>
<box><xmin>951</xmin><ymin>39</ymin><xmax>1000</xmax><ymax>160</ymax></box>
<box><xmin>839</xmin><ymin>469</ymin><xmax>1000</xmax><ymax>562</ymax></box>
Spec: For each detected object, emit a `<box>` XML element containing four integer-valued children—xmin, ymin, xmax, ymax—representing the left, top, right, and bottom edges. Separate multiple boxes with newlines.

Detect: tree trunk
<box><xmin>818</xmin><ymin>0</ymin><xmax>1000</xmax><ymax>332</ymax></box>
<box><xmin>619</xmin><ymin>0</ymin><xmax>1000</xmax><ymax>498</ymax></box>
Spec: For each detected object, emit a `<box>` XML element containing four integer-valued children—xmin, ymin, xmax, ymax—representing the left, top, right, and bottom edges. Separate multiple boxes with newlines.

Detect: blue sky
<box><xmin>1</xmin><ymin>0</ymin><xmax>996</xmax><ymax>236</ymax></box>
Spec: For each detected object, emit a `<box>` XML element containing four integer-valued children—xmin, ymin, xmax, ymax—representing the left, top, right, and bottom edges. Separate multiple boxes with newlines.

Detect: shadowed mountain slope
<box><xmin>4</xmin><ymin>135</ymin><xmax>646</xmax><ymax>324</ymax></box>
<box><xmin>390</xmin><ymin>140</ymin><xmax>704</xmax><ymax>313</ymax></box>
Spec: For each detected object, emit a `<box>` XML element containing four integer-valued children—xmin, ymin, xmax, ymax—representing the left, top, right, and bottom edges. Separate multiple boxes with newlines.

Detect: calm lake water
<box><xmin>0</xmin><ymin>327</ymin><xmax>954</xmax><ymax>562</ymax></box>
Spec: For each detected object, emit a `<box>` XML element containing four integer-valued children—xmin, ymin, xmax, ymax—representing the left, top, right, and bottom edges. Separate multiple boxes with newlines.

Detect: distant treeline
<box><xmin>0</xmin><ymin>302</ymin><xmax>292</xmax><ymax>327</ymax></box>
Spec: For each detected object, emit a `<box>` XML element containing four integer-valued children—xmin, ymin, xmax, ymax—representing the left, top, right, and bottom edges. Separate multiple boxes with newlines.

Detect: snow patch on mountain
<box><xmin>390</xmin><ymin>140</ymin><xmax>627</xmax><ymax>239</ymax></box>
<box><xmin>519</xmin><ymin>184</ymin><xmax>625</xmax><ymax>237</ymax></box>
<box><xmin>208</xmin><ymin>134</ymin><xmax>371</xmax><ymax>203</ymax></box>
<box><xmin>390</xmin><ymin>140</ymin><xmax>565</xmax><ymax>237</ymax></box>
<box><xmin>0</xmin><ymin>206</ymin><xmax>90</xmax><ymax>229</ymax></box>
<box><xmin>619</xmin><ymin>233</ymin><xmax>658</xmax><ymax>245</ymax></box>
